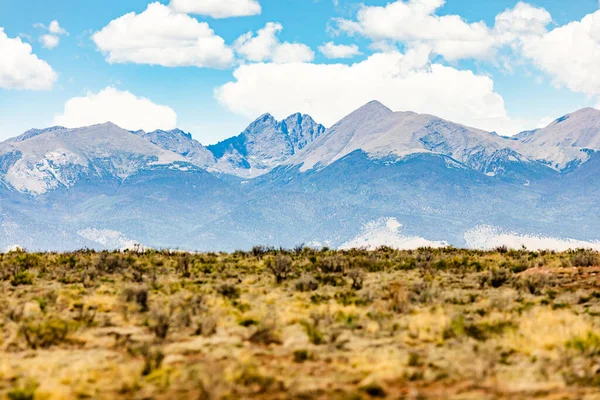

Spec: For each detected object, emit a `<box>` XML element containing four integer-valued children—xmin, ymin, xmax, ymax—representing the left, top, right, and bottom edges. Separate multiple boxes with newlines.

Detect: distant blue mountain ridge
<box><xmin>1</xmin><ymin>101</ymin><xmax>599</xmax><ymax>251</ymax></box>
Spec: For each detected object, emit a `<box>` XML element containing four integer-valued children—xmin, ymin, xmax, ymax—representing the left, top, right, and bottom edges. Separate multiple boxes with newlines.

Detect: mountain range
<box><xmin>1</xmin><ymin>101</ymin><xmax>599</xmax><ymax>251</ymax></box>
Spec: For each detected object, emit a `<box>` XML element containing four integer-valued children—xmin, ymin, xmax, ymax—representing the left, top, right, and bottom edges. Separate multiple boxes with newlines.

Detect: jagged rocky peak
<box><xmin>207</xmin><ymin>111</ymin><xmax>325</xmax><ymax>178</ymax></box>
<box><xmin>282</xmin><ymin>113</ymin><xmax>326</xmax><ymax>151</ymax></box>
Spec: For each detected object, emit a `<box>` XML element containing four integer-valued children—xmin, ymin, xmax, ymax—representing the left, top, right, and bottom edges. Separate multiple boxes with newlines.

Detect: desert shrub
<box><xmin>301</xmin><ymin>319</ymin><xmax>325</xmax><ymax>345</ymax></box>
<box><xmin>239</xmin><ymin>318</ymin><xmax>259</xmax><ymax>327</ymax></box>
<box><xmin>334</xmin><ymin>290</ymin><xmax>371</xmax><ymax>307</ymax></box>
<box><xmin>234</xmin><ymin>364</ymin><xmax>279</xmax><ymax>393</ymax></box>
<box><xmin>135</xmin><ymin>344</ymin><xmax>165</xmax><ymax>376</ymax></box>
<box><xmin>315</xmin><ymin>274</ymin><xmax>346</xmax><ymax>287</ymax></box>
<box><xmin>347</xmin><ymin>269</ymin><xmax>364</xmax><ymax>290</ymax></box>
<box><xmin>20</xmin><ymin>318</ymin><xmax>71</xmax><ymax>349</ymax></box>
<box><xmin>7</xmin><ymin>382</ymin><xmax>37</xmax><ymax>400</ymax></box>
<box><xmin>249</xmin><ymin>325</ymin><xmax>282</xmax><ymax>345</ymax></box>
<box><xmin>195</xmin><ymin>315</ymin><xmax>218</xmax><ymax>337</ymax></box>
<box><xmin>385</xmin><ymin>282</ymin><xmax>410</xmax><ymax>314</ymax></box>
<box><xmin>295</xmin><ymin>274</ymin><xmax>319</xmax><ymax>292</ymax></box>
<box><xmin>480</xmin><ymin>267</ymin><xmax>512</xmax><ymax>288</ymax></box>
<box><xmin>318</xmin><ymin>256</ymin><xmax>349</xmax><ymax>274</ymax></box>
<box><xmin>514</xmin><ymin>273</ymin><xmax>554</xmax><ymax>295</ymax></box>
<box><xmin>572</xmin><ymin>250</ymin><xmax>600</xmax><ymax>267</ymax></box>
<box><xmin>496</xmin><ymin>245</ymin><xmax>509</xmax><ymax>254</ymax></box>
<box><xmin>266</xmin><ymin>255</ymin><xmax>293</xmax><ymax>283</ymax></box>
<box><xmin>360</xmin><ymin>383</ymin><xmax>387</xmax><ymax>398</ymax></box>
<box><xmin>150</xmin><ymin>310</ymin><xmax>171</xmax><ymax>340</ymax></box>
<box><xmin>123</xmin><ymin>286</ymin><xmax>149</xmax><ymax>312</ymax></box>
<box><xmin>188</xmin><ymin>293</ymin><xmax>206</xmax><ymax>316</ymax></box>
<box><xmin>444</xmin><ymin>316</ymin><xmax>515</xmax><ymax>341</ymax></box>
<box><xmin>293</xmin><ymin>244</ymin><xmax>305</xmax><ymax>255</ymax></box>
<box><xmin>252</xmin><ymin>245</ymin><xmax>273</xmax><ymax>258</ymax></box>
<box><xmin>566</xmin><ymin>332</ymin><xmax>600</xmax><ymax>357</ymax></box>
<box><xmin>310</xmin><ymin>294</ymin><xmax>331</xmax><ymax>304</ymax></box>
<box><xmin>563</xmin><ymin>332</ymin><xmax>600</xmax><ymax>387</ymax></box>
<box><xmin>10</xmin><ymin>271</ymin><xmax>33</xmax><ymax>286</ymax></box>
<box><xmin>217</xmin><ymin>283</ymin><xmax>240</xmax><ymax>300</ymax></box>
<box><xmin>293</xmin><ymin>349</ymin><xmax>313</xmax><ymax>363</ymax></box>
<box><xmin>73</xmin><ymin>303</ymin><xmax>97</xmax><ymax>327</ymax></box>
<box><xmin>176</xmin><ymin>253</ymin><xmax>191</xmax><ymax>278</ymax></box>
<box><xmin>409</xmin><ymin>281</ymin><xmax>436</xmax><ymax>304</ymax></box>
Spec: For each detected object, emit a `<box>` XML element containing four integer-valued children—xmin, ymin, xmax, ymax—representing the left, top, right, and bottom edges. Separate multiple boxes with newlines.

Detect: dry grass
<box><xmin>0</xmin><ymin>247</ymin><xmax>599</xmax><ymax>399</ymax></box>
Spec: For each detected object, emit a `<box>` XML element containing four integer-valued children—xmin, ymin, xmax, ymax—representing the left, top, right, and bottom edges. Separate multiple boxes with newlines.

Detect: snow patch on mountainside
<box><xmin>464</xmin><ymin>225</ymin><xmax>600</xmax><ymax>251</ymax></box>
<box><xmin>339</xmin><ymin>218</ymin><xmax>448</xmax><ymax>250</ymax></box>
<box><xmin>1</xmin><ymin>122</ymin><xmax>189</xmax><ymax>195</ymax></box>
<box><xmin>77</xmin><ymin>228</ymin><xmax>143</xmax><ymax>250</ymax></box>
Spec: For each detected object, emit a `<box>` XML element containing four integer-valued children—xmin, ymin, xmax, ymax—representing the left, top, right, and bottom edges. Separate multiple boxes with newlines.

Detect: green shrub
<box><xmin>11</xmin><ymin>271</ymin><xmax>33</xmax><ymax>286</ymax></box>
<box><xmin>20</xmin><ymin>318</ymin><xmax>71</xmax><ymax>349</ymax></box>
<box><xmin>217</xmin><ymin>283</ymin><xmax>240</xmax><ymax>300</ymax></box>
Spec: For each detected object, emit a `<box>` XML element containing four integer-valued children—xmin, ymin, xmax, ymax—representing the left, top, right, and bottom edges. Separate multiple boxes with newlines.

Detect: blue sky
<box><xmin>1</xmin><ymin>0</ymin><xmax>600</xmax><ymax>144</ymax></box>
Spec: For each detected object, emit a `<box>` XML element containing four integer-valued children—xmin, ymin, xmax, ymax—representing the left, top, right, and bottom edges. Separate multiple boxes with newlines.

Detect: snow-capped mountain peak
<box><xmin>516</xmin><ymin>107</ymin><xmax>600</xmax><ymax>170</ymax></box>
<box><xmin>0</xmin><ymin>122</ymin><xmax>186</xmax><ymax>195</ymax></box>
<box><xmin>207</xmin><ymin>112</ymin><xmax>325</xmax><ymax>178</ymax></box>
<box><xmin>288</xmin><ymin>100</ymin><xmax>535</xmax><ymax>178</ymax></box>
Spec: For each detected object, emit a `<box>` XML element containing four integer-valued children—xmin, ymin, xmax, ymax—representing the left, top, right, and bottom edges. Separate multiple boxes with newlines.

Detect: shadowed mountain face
<box><xmin>1</xmin><ymin>101</ymin><xmax>599</xmax><ymax>251</ymax></box>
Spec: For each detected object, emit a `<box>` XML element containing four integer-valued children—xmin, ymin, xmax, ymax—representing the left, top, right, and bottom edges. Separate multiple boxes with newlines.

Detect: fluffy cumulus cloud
<box><xmin>520</xmin><ymin>10</ymin><xmax>600</xmax><ymax>96</ymax></box>
<box><xmin>234</xmin><ymin>22</ymin><xmax>314</xmax><ymax>63</ymax></box>
<box><xmin>54</xmin><ymin>87</ymin><xmax>177</xmax><ymax>131</ymax></box>
<box><xmin>169</xmin><ymin>0</ymin><xmax>261</xmax><ymax>18</ymax></box>
<box><xmin>35</xmin><ymin>20</ymin><xmax>69</xmax><ymax>49</ymax></box>
<box><xmin>216</xmin><ymin>47</ymin><xmax>526</xmax><ymax>135</ymax></box>
<box><xmin>334</xmin><ymin>0</ymin><xmax>496</xmax><ymax>61</ymax></box>
<box><xmin>92</xmin><ymin>2</ymin><xmax>234</xmax><ymax>68</ymax></box>
<box><xmin>334</xmin><ymin>0</ymin><xmax>555</xmax><ymax>62</ymax></box>
<box><xmin>318</xmin><ymin>42</ymin><xmax>361</xmax><ymax>59</ymax></box>
<box><xmin>40</xmin><ymin>34</ymin><xmax>60</xmax><ymax>49</ymax></box>
<box><xmin>494</xmin><ymin>2</ymin><xmax>552</xmax><ymax>43</ymax></box>
<box><xmin>0</xmin><ymin>28</ymin><xmax>57</xmax><ymax>90</ymax></box>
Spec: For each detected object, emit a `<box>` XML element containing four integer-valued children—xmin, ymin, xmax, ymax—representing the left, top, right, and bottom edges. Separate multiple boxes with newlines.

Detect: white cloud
<box><xmin>169</xmin><ymin>0</ymin><xmax>261</xmax><ymax>18</ymax></box>
<box><xmin>318</xmin><ymin>42</ymin><xmax>361</xmax><ymax>59</ymax></box>
<box><xmin>0</xmin><ymin>28</ymin><xmax>57</xmax><ymax>90</ymax></box>
<box><xmin>519</xmin><ymin>10</ymin><xmax>600</xmax><ymax>96</ymax></box>
<box><xmin>40</xmin><ymin>34</ymin><xmax>60</xmax><ymax>49</ymax></box>
<box><xmin>334</xmin><ymin>0</ymin><xmax>496</xmax><ymax>61</ymax></box>
<box><xmin>35</xmin><ymin>20</ymin><xmax>68</xmax><ymax>50</ymax></box>
<box><xmin>216</xmin><ymin>48</ymin><xmax>528</xmax><ymax>135</ymax></box>
<box><xmin>234</xmin><ymin>22</ymin><xmax>314</xmax><ymax>63</ymax></box>
<box><xmin>48</xmin><ymin>20</ymin><xmax>68</xmax><ymax>35</ymax></box>
<box><xmin>494</xmin><ymin>2</ymin><xmax>551</xmax><ymax>43</ymax></box>
<box><xmin>333</xmin><ymin>1</ymin><xmax>555</xmax><ymax>62</ymax></box>
<box><xmin>54</xmin><ymin>87</ymin><xmax>177</xmax><ymax>131</ymax></box>
<box><xmin>92</xmin><ymin>2</ymin><xmax>234</xmax><ymax>68</ymax></box>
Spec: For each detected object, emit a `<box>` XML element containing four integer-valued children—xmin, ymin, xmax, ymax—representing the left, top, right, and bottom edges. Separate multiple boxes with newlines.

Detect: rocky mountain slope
<box><xmin>0</xmin><ymin>122</ymin><xmax>187</xmax><ymax>195</ymax></box>
<box><xmin>1</xmin><ymin>101</ymin><xmax>600</xmax><ymax>251</ymax></box>
<box><xmin>133</xmin><ymin>128</ymin><xmax>216</xmax><ymax>169</ymax></box>
<box><xmin>514</xmin><ymin>107</ymin><xmax>600</xmax><ymax>170</ymax></box>
<box><xmin>208</xmin><ymin>113</ymin><xmax>325</xmax><ymax>178</ymax></box>
<box><xmin>286</xmin><ymin>101</ymin><xmax>550</xmax><ymax>182</ymax></box>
